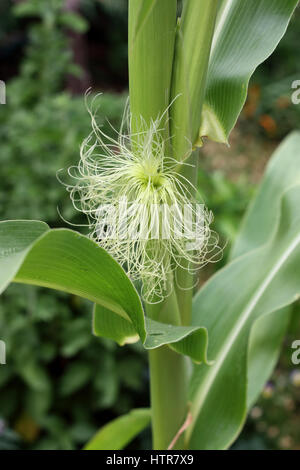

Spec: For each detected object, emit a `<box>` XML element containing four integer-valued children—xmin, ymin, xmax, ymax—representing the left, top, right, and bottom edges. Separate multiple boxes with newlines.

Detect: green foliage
<box><xmin>197</xmin><ymin>168</ymin><xmax>255</xmax><ymax>263</ymax></box>
<box><xmin>0</xmin><ymin>90</ymin><xmax>144</xmax><ymax>448</ymax></box>
<box><xmin>0</xmin><ymin>221</ymin><xmax>146</xmax><ymax>339</ymax></box>
<box><xmin>0</xmin><ymin>284</ymin><xmax>147</xmax><ymax>449</ymax></box>
<box><xmin>1</xmin><ymin>220</ymin><xmax>213</xmax><ymax>368</ymax></box>
<box><xmin>198</xmin><ymin>0</ymin><xmax>298</xmax><ymax>144</ymax></box>
<box><xmin>84</xmin><ymin>408</ymin><xmax>151</xmax><ymax>450</ymax></box>
<box><xmin>234</xmin><ymin>305</ymin><xmax>300</xmax><ymax>450</ymax></box>
<box><xmin>0</xmin><ymin>91</ymin><xmax>126</xmax><ymax>223</ymax></box>
<box><xmin>188</xmin><ymin>132</ymin><xmax>300</xmax><ymax>449</ymax></box>
<box><xmin>242</xmin><ymin>7</ymin><xmax>300</xmax><ymax>139</ymax></box>
<box><xmin>0</xmin><ymin>0</ymin><xmax>144</xmax><ymax>451</ymax></box>
<box><xmin>11</xmin><ymin>0</ymin><xmax>87</xmax><ymax>100</ymax></box>
<box><xmin>0</xmin><ymin>91</ymin><xmax>137</xmax><ymax>449</ymax></box>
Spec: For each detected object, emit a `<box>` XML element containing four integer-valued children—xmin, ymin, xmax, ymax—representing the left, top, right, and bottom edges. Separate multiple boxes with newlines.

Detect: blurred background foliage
<box><xmin>0</xmin><ymin>0</ymin><xmax>299</xmax><ymax>450</ymax></box>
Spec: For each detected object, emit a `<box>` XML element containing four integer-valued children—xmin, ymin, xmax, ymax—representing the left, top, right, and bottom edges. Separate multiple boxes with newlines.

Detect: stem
<box><xmin>148</xmin><ymin>346</ymin><xmax>188</xmax><ymax>450</ymax></box>
<box><xmin>170</xmin><ymin>0</ymin><xmax>219</xmax><ymax>161</ymax></box>
<box><xmin>127</xmin><ymin>0</ymin><xmax>218</xmax><ymax>451</ymax></box>
<box><xmin>146</xmin><ymin>290</ymin><xmax>189</xmax><ymax>450</ymax></box>
<box><xmin>175</xmin><ymin>151</ymin><xmax>199</xmax><ymax>325</ymax></box>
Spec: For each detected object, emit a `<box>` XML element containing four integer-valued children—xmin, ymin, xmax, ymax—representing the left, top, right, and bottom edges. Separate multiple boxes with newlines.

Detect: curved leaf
<box><xmin>84</xmin><ymin>408</ymin><xmax>151</xmax><ymax>450</ymax></box>
<box><xmin>145</xmin><ymin>318</ymin><xmax>209</xmax><ymax>365</ymax></box>
<box><xmin>232</xmin><ymin>131</ymin><xmax>300</xmax><ymax>259</ymax></box>
<box><xmin>0</xmin><ymin>220</ymin><xmax>49</xmax><ymax>293</ymax></box>
<box><xmin>0</xmin><ymin>220</ymin><xmax>209</xmax><ymax>364</ymax></box>
<box><xmin>188</xmin><ymin>185</ymin><xmax>300</xmax><ymax>449</ymax></box>
<box><xmin>231</xmin><ymin>132</ymin><xmax>300</xmax><ymax>411</ymax></box>
<box><xmin>93</xmin><ymin>304</ymin><xmax>139</xmax><ymax>346</ymax></box>
<box><xmin>93</xmin><ymin>305</ymin><xmax>210</xmax><ymax>364</ymax></box>
<box><xmin>199</xmin><ymin>0</ymin><xmax>298</xmax><ymax>143</ymax></box>
<box><xmin>0</xmin><ymin>221</ymin><xmax>146</xmax><ymax>342</ymax></box>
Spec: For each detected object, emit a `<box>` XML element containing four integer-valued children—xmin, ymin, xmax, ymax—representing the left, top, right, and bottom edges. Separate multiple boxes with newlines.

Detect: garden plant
<box><xmin>1</xmin><ymin>0</ymin><xmax>300</xmax><ymax>450</ymax></box>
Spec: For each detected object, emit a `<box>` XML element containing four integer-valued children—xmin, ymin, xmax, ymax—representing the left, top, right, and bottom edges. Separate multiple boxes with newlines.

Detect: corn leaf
<box><xmin>93</xmin><ymin>305</ymin><xmax>210</xmax><ymax>365</ymax></box>
<box><xmin>232</xmin><ymin>132</ymin><xmax>300</xmax><ymax>259</ymax></box>
<box><xmin>84</xmin><ymin>409</ymin><xmax>151</xmax><ymax>450</ymax></box>
<box><xmin>231</xmin><ymin>132</ymin><xmax>300</xmax><ymax>409</ymax></box>
<box><xmin>199</xmin><ymin>0</ymin><xmax>298</xmax><ymax>144</ymax></box>
<box><xmin>188</xmin><ymin>182</ymin><xmax>300</xmax><ymax>449</ymax></box>
<box><xmin>0</xmin><ymin>220</ymin><xmax>210</xmax><ymax>364</ymax></box>
<box><xmin>0</xmin><ymin>221</ymin><xmax>146</xmax><ymax>342</ymax></box>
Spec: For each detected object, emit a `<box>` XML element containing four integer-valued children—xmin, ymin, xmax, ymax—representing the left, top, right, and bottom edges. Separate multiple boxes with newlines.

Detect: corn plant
<box><xmin>1</xmin><ymin>0</ymin><xmax>300</xmax><ymax>450</ymax></box>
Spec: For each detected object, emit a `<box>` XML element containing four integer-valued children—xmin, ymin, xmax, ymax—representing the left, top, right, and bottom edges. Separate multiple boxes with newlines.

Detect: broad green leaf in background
<box><xmin>84</xmin><ymin>408</ymin><xmax>151</xmax><ymax>450</ymax></box>
<box><xmin>199</xmin><ymin>0</ymin><xmax>298</xmax><ymax>144</ymax></box>
<box><xmin>0</xmin><ymin>221</ymin><xmax>146</xmax><ymax>342</ymax></box>
<box><xmin>231</xmin><ymin>132</ymin><xmax>300</xmax><ymax>409</ymax></box>
<box><xmin>0</xmin><ymin>220</ymin><xmax>49</xmax><ymax>294</ymax></box>
<box><xmin>188</xmin><ymin>184</ymin><xmax>300</xmax><ymax>450</ymax></box>
<box><xmin>58</xmin><ymin>12</ymin><xmax>89</xmax><ymax>34</ymax></box>
<box><xmin>93</xmin><ymin>305</ymin><xmax>210</xmax><ymax>364</ymax></box>
<box><xmin>232</xmin><ymin>132</ymin><xmax>300</xmax><ymax>259</ymax></box>
<box><xmin>247</xmin><ymin>307</ymin><xmax>290</xmax><ymax>409</ymax></box>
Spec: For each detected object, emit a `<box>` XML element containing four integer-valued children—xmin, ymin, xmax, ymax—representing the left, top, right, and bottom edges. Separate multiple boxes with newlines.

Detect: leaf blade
<box><xmin>231</xmin><ymin>132</ymin><xmax>300</xmax><ymax>413</ymax></box>
<box><xmin>0</xmin><ymin>222</ymin><xmax>146</xmax><ymax>342</ymax></box>
<box><xmin>188</xmin><ymin>185</ymin><xmax>300</xmax><ymax>449</ymax></box>
<box><xmin>84</xmin><ymin>409</ymin><xmax>151</xmax><ymax>450</ymax></box>
<box><xmin>231</xmin><ymin>131</ymin><xmax>300</xmax><ymax>259</ymax></box>
<box><xmin>93</xmin><ymin>305</ymin><xmax>210</xmax><ymax>365</ymax></box>
<box><xmin>199</xmin><ymin>0</ymin><xmax>298</xmax><ymax>143</ymax></box>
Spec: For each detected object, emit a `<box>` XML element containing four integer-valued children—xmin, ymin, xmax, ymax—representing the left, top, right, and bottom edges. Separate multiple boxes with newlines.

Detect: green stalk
<box><xmin>170</xmin><ymin>0</ymin><xmax>219</xmax><ymax>161</ymax></box>
<box><xmin>129</xmin><ymin>0</ymin><xmax>189</xmax><ymax>450</ymax></box>
<box><xmin>128</xmin><ymin>0</ymin><xmax>218</xmax><ymax>449</ymax></box>
<box><xmin>146</xmin><ymin>290</ymin><xmax>189</xmax><ymax>450</ymax></box>
<box><xmin>128</xmin><ymin>0</ymin><xmax>177</xmax><ymax>141</ymax></box>
<box><xmin>148</xmin><ymin>347</ymin><xmax>188</xmax><ymax>449</ymax></box>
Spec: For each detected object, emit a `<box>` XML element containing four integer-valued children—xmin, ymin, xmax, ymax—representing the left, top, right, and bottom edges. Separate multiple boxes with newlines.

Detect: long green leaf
<box><xmin>188</xmin><ymin>184</ymin><xmax>300</xmax><ymax>449</ymax></box>
<box><xmin>0</xmin><ymin>221</ymin><xmax>146</xmax><ymax>342</ymax></box>
<box><xmin>0</xmin><ymin>220</ymin><xmax>209</xmax><ymax>364</ymax></box>
<box><xmin>0</xmin><ymin>220</ymin><xmax>48</xmax><ymax>293</ymax></box>
<box><xmin>199</xmin><ymin>0</ymin><xmax>298</xmax><ymax>144</ymax></box>
<box><xmin>232</xmin><ymin>132</ymin><xmax>300</xmax><ymax>259</ymax></box>
<box><xmin>84</xmin><ymin>409</ymin><xmax>151</xmax><ymax>450</ymax></box>
<box><xmin>231</xmin><ymin>132</ymin><xmax>300</xmax><ymax>410</ymax></box>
